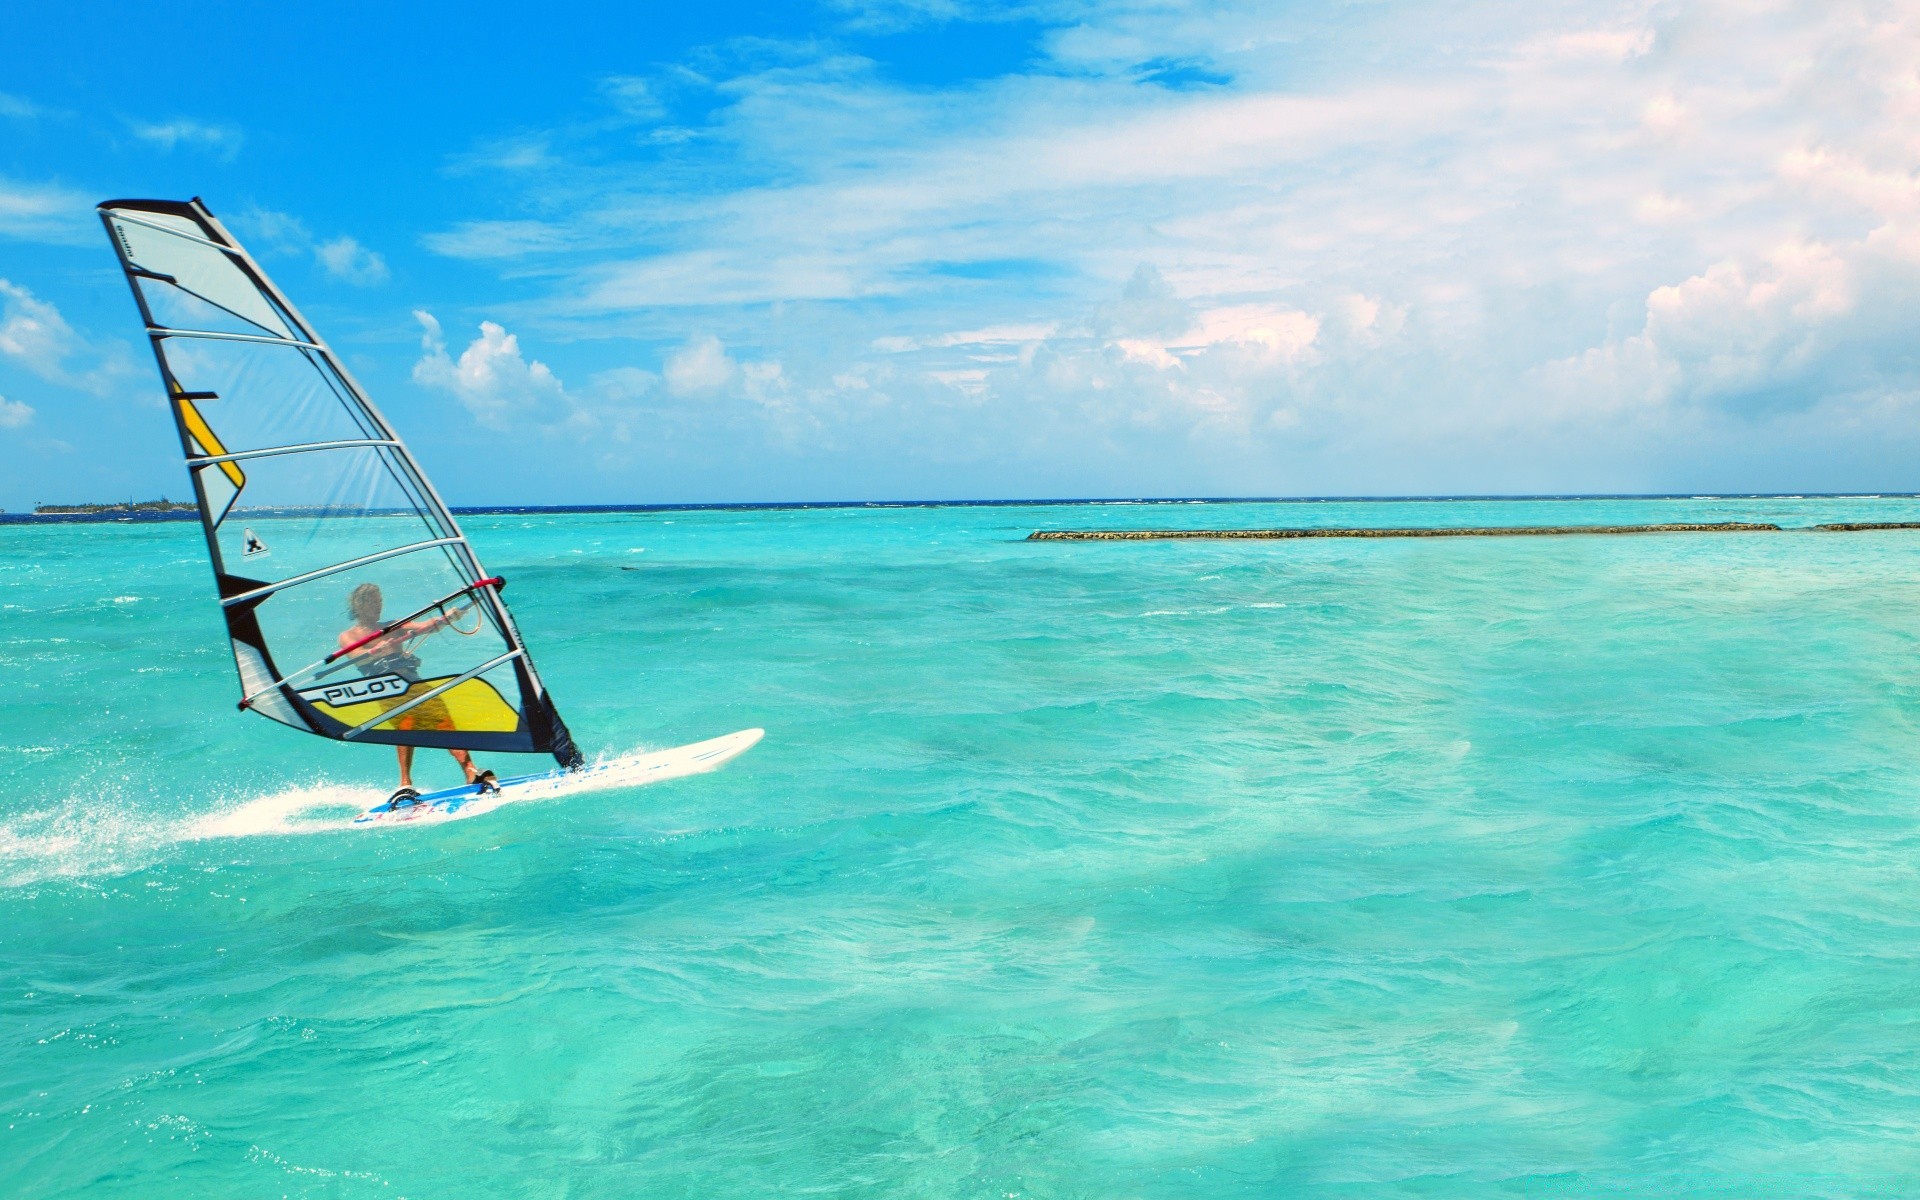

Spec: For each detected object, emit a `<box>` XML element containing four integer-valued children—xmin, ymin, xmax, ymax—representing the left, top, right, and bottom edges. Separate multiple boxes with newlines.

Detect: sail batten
<box><xmin>190</xmin><ymin>438</ymin><xmax>403</xmax><ymax>467</ymax></box>
<box><xmin>156</xmin><ymin>329</ymin><xmax>327</xmax><ymax>349</ymax></box>
<box><xmin>100</xmin><ymin>197</ymin><xmax>584</xmax><ymax>767</ymax></box>
<box><xmin>217</xmin><ymin>537</ymin><xmax>468</xmax><ymax>608</ymax></box>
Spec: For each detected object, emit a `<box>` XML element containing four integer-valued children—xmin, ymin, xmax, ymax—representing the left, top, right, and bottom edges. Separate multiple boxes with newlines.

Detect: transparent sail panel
<box><xmin>163</xmin><ymin>337</ymin><xmax>380</xmax><ymax>454</ymax></box>
<box><xmin>107</xmin><ymin>212</ymin><xmax>293</xmax><ymax>338</ymax></box>
<box><xmin>248</xmin><ymin>543</ymin><xmax>505</xmax><ymax>672</ymax></box>
<box><xmin>101</xmin><ymin>198</ymin><xmax>578</xmax><ymax>762</ymax></box>
<box><xmin>196</xmin><ymin>444</ymin><xmax>447</xmax><ymax>579</ymax></box>
<box><xmin>258</xmin><ymin>543</ymin><xmax>527</xmax><ymax>740</ymax></box>
<box><xmin>138</xmin><ymin>275</ymin><xmax>297</xmax><ymax>342</ymax></box>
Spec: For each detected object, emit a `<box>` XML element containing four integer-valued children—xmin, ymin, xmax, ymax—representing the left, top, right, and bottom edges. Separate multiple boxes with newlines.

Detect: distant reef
<box><xmin>1026</xmin><ymin>522</ymin><xmax>1920</xmax><ymax>540</ymax></box>
<box><xmin>33</xmin><ymin>499</ymin><xmax>196</xmax><ymax>515</ymax></box>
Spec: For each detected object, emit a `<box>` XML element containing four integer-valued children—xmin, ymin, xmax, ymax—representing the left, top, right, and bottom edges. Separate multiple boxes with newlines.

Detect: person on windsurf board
<box><xmin>340</xmin><ymin>582</ymin><xmax>497</xmax><ymax>807</ymax></box>
<box><xmin>95</xmin><ymin>198</ymin><xmax>758</xmax><ymax>829</ymax></box>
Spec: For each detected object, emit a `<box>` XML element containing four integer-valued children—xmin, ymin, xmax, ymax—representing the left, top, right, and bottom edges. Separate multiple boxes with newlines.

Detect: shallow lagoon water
<box><xmin>7</xmin><ymin>497</ymin><xmax>1920</xmax><ymax>1197</ymax></box>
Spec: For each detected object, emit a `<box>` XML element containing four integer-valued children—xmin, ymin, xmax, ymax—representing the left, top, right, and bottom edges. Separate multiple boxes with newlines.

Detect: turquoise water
<box><xmin>8</xmin><ymin>496</ymin><xmax>1920</xmax><ymax>1197</ymax></box>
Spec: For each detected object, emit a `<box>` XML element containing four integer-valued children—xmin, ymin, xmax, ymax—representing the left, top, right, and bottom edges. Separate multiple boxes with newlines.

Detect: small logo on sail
<box><xmin>242</xmin><ymin>528</ymin><xmax>269</xmax><ymax>557</ymax></box>
<box><xmin>299</xmin><ymin>674</ymin><xmax>412</xmax><ymax>709</ymax></box>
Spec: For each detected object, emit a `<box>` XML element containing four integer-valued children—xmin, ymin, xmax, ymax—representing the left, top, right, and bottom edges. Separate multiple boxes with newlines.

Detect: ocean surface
<box><xmin>8</xmin><ymin>495</ymin><xmax>1920</xmax><ymax>1198</ymax></box>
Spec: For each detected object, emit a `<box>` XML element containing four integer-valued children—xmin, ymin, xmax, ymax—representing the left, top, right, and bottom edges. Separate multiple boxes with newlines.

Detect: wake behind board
<box><xmin>353</xmin><ymin>728</ymin><xmax>763</xmax><ymax>826</ymax></box>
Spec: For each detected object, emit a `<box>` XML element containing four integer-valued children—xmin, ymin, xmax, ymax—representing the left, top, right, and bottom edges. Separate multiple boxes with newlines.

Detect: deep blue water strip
<box><xmin>6</xmin><ymin>493</ymin><xmax>1919</xmax><ymax>525</ymax></box>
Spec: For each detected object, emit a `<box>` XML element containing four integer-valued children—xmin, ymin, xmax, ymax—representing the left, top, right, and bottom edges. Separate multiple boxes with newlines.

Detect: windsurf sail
<box><xmin>99</xmin><ymin>197</ymin><xmax>583</xmax><ymax>767</ymax></box>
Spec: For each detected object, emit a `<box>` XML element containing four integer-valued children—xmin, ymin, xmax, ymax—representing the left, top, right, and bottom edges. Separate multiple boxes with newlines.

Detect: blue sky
<box><xmin>3</xmin><ymin>0</ymin><xmax>1918</xmax><ymax>508</ymax></box>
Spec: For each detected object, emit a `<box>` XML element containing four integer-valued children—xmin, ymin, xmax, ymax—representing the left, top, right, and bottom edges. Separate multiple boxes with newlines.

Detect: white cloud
<box><xmin>314</xmin><ymin>235</ymin><xmax>391</xmax><ymax>285</ymax></box>
<box><xmin>0</xmin><ymin>279</ymin><xmax>135</xmax><ymax>396</ymax></box>
<box><xmin>0</xmin><ymin>279</ymin><xmax>81</xmax><ymax>378</ymax></box>
<box><xmin>1540</xmin><ymin>235</ymin><xmax>1909</xmax><ymax>419</ymax></box>
<box><xmin>408</xmin><ymin>313</ymin><xmax>686</xmax><ymax>452</ymax></box>
<box><xmin>412</xmin><ymin>311</ymin><xmax>567</xmax><ymax>427</ymax></box>
<box><xmin>0</xmin><ymin>177</ymin><xmax>91</xmax><ymax>244</ymax></box>
<box><xmin>663</xmin><ymin>335</ymin><xmax>739</xmax><ymax>396</ymax></box>
<box><xmin>422</xmin><ymin>220</ymin><xmax>573</xmax><ymax>261</ymax></box>
<box><xmin>449</xmin><ymin>136</ymin><xmax>559</xmax><ymax>174</ymax></box>
<box><xmin>234</xmin><ymin>209</ymin><xmax>390</xmax><ymax>286</ymax></box>
<box><xmin>405</xmin><ymin>0</ymin><xmax>1920</xmax><ymax>494</ymax></box>
<box><xmin>0</xmin><ymin>395</ymin><xmax>32</xmax><ymax>429</ymax></box>
<box><xmin>128</xmin><ymin>118</ymin><xmax>243</xmax><ymax>158</ymax></box>
<box><xmin>236</xmin><ymin>208</ymin><xmax>312</xmax><ymax>254</ymax></box>
<box><xmin>601</xmin><ymin>75</ymin><xmax>668</xmax><ymax>120</ymax></box>
<box><xmin>0</xmin><ymin>92</ymin><xmax>38</xmax><ymax>119</ymax></box>
<box><xmin>589</xmin><ymin>366</ymin><xmax>660</xmax><ymax>402</ymax></box>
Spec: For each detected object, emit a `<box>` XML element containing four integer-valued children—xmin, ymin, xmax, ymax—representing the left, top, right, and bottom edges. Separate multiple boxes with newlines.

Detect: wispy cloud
<box><xmin>447</xmin><ymin>135</ymin><xmax>560</xmax><ymax>175</ymax></box>
<box><xmin>314</xmin><ymin>235</ymin><xmax>390</xmax><ymax>285</ymax></box>
<box><xmin>0</xmin><ymin>92</ymin><xmax>39</xmax><ymax>119</ymax></box>
<box><xmin>0</xmin><ymin>176</ymin><xmax>92</xmax><ymax>244</ymax></box>
<box><xmin>235</xmin><ymin>208</ymin><xmax>312</xmax><ymax>253</ymax></box>
<box><xmin>0</xmin><ymin>394</ymin><xmax>32</xmax><ymax>429</ymax></box>
<box><xmin>128</xmin><ymin>117</ymin><xmax>244</xmax><ymax>159</ymax></box>
<box><xmin>421</xmin><ymin>219</ymin><xmax>575</xmax><ymax>261</ymax></box>
<box><xmin>601</xmin><ymin>75</ymin><xmax>669</xmax><ymax>121</ymax></box>
<box><xmin>233</xmin><ymin>208</ymin><xmax>391</xmax><ymax>286</ymax></box>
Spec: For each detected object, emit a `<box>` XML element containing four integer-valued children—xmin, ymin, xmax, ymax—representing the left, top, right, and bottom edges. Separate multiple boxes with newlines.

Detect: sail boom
<box><xmin>339</xmin><ymin>649</ymin><xmax>526</xmax><ymax>740</ymax></box>
<box><xmin>189</xmin><ymin>438</ymin><xmax>401</xmax><ymax>467</ymax></box>
<box><xmin>220</xmin><ymin>537</ymin><xmax>465</xmax><ymax>608</ymax></box>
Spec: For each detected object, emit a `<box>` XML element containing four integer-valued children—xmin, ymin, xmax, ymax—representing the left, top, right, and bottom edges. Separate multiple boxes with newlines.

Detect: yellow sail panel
<box><xmin>171</xmin><ymin>383</ymin><xmax>246</xmax><ymax>491</ymax></box>
<box><xmin>308</xmin><ymin>675</ymin><xmax>522</xmax><ymax>735</ymax></box>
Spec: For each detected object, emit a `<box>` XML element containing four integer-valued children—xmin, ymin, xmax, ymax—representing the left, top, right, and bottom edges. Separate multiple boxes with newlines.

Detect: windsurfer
<box><xmin>341</xmin><ymin>582</ymin><xmax>496</xmax><ymax>805</ymax></box>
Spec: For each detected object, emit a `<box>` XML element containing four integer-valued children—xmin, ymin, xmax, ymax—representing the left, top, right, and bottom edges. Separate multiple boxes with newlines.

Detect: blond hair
<box><xmin>348</xmin><ymin>582</ymin><xmax>383</xmax><ymax>626</ymax></box>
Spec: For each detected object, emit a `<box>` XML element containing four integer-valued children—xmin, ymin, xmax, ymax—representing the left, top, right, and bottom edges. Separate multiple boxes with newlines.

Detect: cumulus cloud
<box><xmin>0</xmin><ymin>279</ymin><xmax>81</xmax><ymax>377</ymax></box>
<box><xmin>0</xmin><ymin>394</ymin><xmax>32</xmax><ymax>429</ymax></box>
<box><xmin>412</xmin><ymin>311</ymin><xmax>568</xmax><ymax>427</ymax></box>
<box><xmin>1534</xmin><ymin>13</ymin><xmax>1920</xmax><ymax>427</ymax></box>
<box><xmin>314</xmin><ymin>236</ymin><xmax>391</xmax><ymax>285</ymax></box>
<box><xmin>663</xmin><ymin>335</ymin><xmax>738</xmax><ymax>396</ymax></box>
<box><xmin>1541</xmin><ymin>235</ymin><xmax>1915</xmax><ymax>420</ymax></box>
<box><xmin>408</xmin><ymin>313</ymin><xmax>685</xmax><ymax>454</ymax></box>
<box><xmin>0</xmin><ymin>279</ymin><xmax>133</xmax><ymax>404</ymax></box>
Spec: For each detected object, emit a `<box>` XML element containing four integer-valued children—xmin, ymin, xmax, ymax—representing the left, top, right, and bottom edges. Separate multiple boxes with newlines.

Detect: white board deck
<box><xmin>351</xmin><ymin>728</ymin><xmax>764</xmax><ymax>827</ymax></box>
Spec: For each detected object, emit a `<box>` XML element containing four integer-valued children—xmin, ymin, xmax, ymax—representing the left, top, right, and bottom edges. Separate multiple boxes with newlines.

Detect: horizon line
<box><xmin>6</xmin><ymin>491</ymin><xmax>1920</xmax><ymax>525</ymax></box>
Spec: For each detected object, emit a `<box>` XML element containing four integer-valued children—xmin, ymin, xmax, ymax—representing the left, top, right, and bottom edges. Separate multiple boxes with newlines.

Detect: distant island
<box><xmin>34</xmin><ymin>498</ymin><xmax>197</xmax><ymax>515</ymax></box>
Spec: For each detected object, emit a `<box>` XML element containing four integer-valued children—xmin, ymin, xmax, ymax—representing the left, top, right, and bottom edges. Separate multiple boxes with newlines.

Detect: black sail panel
<box><xmin>99</xmin><ymin>198</ymin><xmax>584</xmax><ymax>766</ymax></box>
